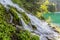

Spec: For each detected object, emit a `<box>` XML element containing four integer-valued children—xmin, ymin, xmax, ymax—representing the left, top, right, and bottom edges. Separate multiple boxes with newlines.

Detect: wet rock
<box><xmin>19</xmin><ymin>12</ymin><xmax>30</xmax><ymax>24</ymax></box>
<box><xmin>9</xmin><ymin>7</ymin><xmax>21</xmax><ymax>25</ymax></box>
<box><xmin>32</xmin><ymin>25</ymin><xmax>37</xmax><ymax>30</ymax></box>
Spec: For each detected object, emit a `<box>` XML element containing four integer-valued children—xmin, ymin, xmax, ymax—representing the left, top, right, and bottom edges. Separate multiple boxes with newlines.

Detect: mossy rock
<box><xmin>9</xmin><ymin>7</ymin><xmax>21</xmax><ymax>25</ymax></box>
<box><xmin>9</xmin><ymin>6</ymin><xmax>30</xmax><ymax>25</ymax></box>
<box><xmin>9</xmin><ymin>7</ymin><xmax>20</xmax><ymax>21</ymax></box>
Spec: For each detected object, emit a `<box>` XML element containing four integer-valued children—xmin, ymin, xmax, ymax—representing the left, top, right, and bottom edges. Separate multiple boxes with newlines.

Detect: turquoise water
<box><xmin>43</xmin><ymin>12</ymin><xmax>60</xmax><ymax>25</ymax></box>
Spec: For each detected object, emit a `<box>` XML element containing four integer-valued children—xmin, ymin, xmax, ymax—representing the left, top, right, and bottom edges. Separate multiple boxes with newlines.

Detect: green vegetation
<box><xmin>0</xmin><ymin>4</ymin><xmax>39</xmax><ymax>40</ymax></box>
<box><xmin>0</xmin><ymin>4</ymin><xmax>16</xmax><ymax>40</ymax></box>
<box><xmin>0</xmin><ymin>20</ymin><xmax>16</xmax><ymax>40</ymax></box>
<box><xmin>16</xmin><ymin>30</ymin><xmax>39</xmax><ymax>40</ymax></box>
<box><xmin>40</xmin><ymin>0</ymin><xmax>56</xmax><ymax>13</ymax></box>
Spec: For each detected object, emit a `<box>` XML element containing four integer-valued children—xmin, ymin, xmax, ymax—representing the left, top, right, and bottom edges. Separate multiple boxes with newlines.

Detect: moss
<box><xmin>0</xmin><ymin>20</ymin><xmax>16</xmax><ymax>40</ymax></box>
<box><xmin>15</xmin><ymin>30</ymin><xmax>39</xmax><ymax>40</ymax></box>
<box><xmin>0</xmin><ymin>4</ymin><xmax>16</xmax><ymax>40</ymax></box>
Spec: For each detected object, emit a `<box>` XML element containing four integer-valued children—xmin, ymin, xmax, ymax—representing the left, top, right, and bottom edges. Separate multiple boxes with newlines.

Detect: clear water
<box><xmin>43</xmin><ymin>12</ymin><xmax>60</xmax><ymax>25</ymax></box>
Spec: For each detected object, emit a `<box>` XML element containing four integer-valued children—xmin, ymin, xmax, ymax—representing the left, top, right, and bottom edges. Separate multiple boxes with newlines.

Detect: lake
<box><xmin>43</xmin><ymin>12</ymin><xmax>60</xmax><ymax>26</ymax></box>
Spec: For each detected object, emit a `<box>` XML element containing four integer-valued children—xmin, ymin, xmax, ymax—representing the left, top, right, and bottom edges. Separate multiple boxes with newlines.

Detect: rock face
<box><xmin>49</xmin><ymin>0</ymin><xmax>60</xmax><ymax>11</ymax></box>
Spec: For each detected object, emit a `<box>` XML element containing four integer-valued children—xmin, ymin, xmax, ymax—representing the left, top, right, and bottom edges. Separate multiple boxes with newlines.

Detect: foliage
<box><xmin>0</xmin><ymin>20</ymin><xmax>16</xmax><ymax>40</ymax></box>
<box><xmin>36</xmin><ymin>12</ymin><xmax>42</xmax><ymax>18</ymax></box>
<box><xmin>40</xmin><ymin>4</ymin><xmax>48</xmax><ymax>13</ymax></box>
<box><xmin>36</xmin><ymin>12</ymin><xmax>45</xmax><ymax>20</ymax></box>
<box><xmin>40</xmin><ymin>0</ymin><xmax>56</xmax><ymax>13</ymax></box>
<box><xmin>40</xmin><ymin>0</ymin><xmax>49</xmax><ymax>13</ymax></box>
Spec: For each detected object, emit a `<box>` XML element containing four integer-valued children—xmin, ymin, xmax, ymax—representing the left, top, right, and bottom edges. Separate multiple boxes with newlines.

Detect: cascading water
<box><xmin>0</xmin><ymin>0</ymin><xmax>60</xmax><ymax>40</ymax></box>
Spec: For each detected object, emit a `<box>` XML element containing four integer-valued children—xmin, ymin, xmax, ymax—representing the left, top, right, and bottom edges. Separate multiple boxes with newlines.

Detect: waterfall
<box><xmin>0</xmin><ymin>0</ymin><xmax>60</xmax><ymax>40</ymax></box>
<box><xmin>26</xmin><ymin>14</ymin><xmax>60</xmax><ymax>40</ymax></box>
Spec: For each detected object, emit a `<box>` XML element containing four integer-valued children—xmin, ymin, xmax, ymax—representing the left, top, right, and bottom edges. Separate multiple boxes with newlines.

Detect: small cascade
<box><xmin>21</xmin><ymin>18</ymin><xmax>33</xmax><ymax>31</ymax></box>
